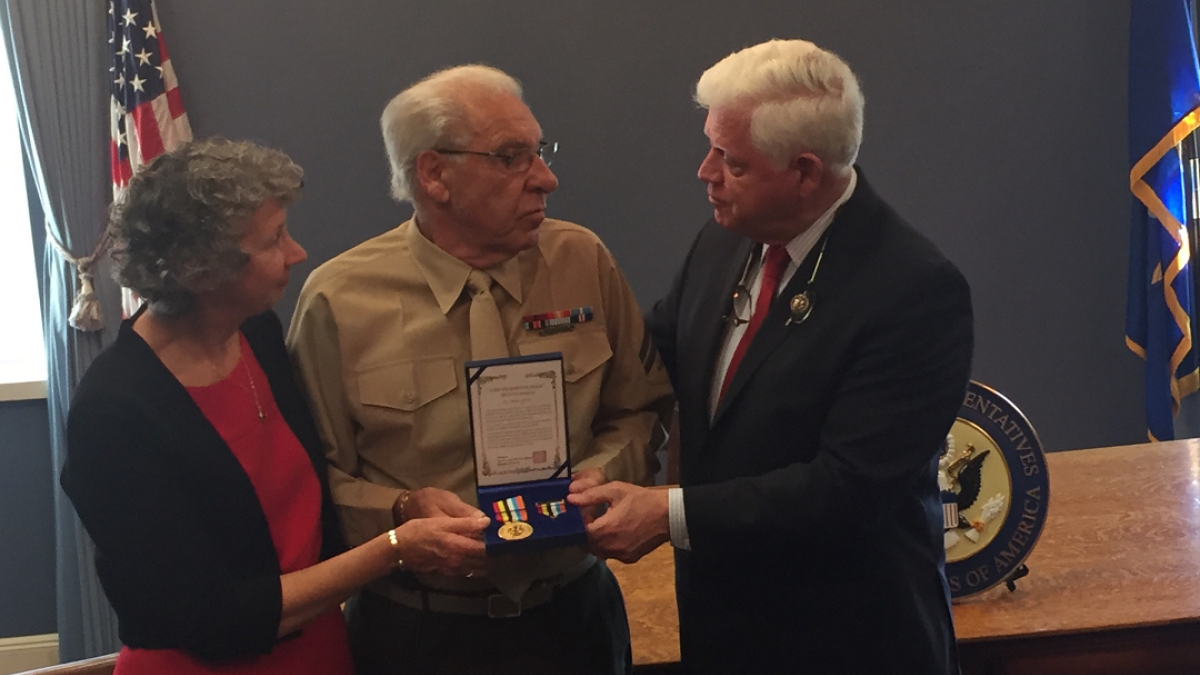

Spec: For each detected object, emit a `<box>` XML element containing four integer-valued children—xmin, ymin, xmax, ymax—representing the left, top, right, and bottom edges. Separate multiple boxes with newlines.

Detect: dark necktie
<box><xmin>718</xmin><ymin>244</ymin><xmax>790</xmax><ymax>402</ymax></box>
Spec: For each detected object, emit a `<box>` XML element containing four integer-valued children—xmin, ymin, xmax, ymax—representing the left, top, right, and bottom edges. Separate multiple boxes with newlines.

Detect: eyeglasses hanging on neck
<box><xmin>725</xmin><ymin>236</ymin><xmax>829</xmax><ymax>329</ymax></box>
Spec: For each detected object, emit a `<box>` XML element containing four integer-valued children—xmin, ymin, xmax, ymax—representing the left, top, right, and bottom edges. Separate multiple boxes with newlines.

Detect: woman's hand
<box><xmin>279</xmin><ymin>513</ymin><xmax>490</xmax><ymax>637</ymax></box>
<box><xmin>393</xmin><ymin>515</ymin><xmax>490</xmax><ymax>576</ymax></box>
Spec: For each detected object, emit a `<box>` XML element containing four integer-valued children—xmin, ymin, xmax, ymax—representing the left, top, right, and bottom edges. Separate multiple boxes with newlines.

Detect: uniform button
<box><xmin>566</xmin><ymin>365</ymin><xmax>576</xmax><ymax>375</ymax></box>
<box><xmin>403</xmin><ymin>392</ymin><xmax>415</xmax><ymax>403</ymax></box>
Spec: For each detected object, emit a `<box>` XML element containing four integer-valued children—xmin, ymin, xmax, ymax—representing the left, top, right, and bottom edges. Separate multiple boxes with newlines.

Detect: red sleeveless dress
<box><xmin>114</xmin><ymin>334</ymin><xmax>353</xmax><ymax>675</ymax></box>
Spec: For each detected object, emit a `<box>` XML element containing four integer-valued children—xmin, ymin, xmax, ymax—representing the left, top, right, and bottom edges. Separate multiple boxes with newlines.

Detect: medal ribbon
<box><xmin>492</xmin><ymin>496</ymin><xmax>528</xmax><ymax>523</ymax></box>
<box><xmin>537</xmin><ymin>500</ymin><xmax>566</xmax><ymax>518</ymax></box>
<box><xmin>522</xmin><ymin>307</ymin><xmax>594</xmax><ymax>330</ymax></box>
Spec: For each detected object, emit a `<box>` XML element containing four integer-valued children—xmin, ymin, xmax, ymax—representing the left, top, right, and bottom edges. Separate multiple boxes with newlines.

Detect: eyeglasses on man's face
<box><xmin>434</xmin><ymin>140</ymin><xmax>557</xmax><ymax>173</ymax></box>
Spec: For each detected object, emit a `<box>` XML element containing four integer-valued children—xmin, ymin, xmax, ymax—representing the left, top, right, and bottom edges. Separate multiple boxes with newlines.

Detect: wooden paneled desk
<box><xmin>610</xmin><ymin>440</ymin><xmax>1200</xmax><ymax>674</ymax></box>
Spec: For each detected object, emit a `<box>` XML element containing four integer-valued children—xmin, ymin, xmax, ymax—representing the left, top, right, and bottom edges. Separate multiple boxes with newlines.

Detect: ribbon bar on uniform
<box><xmin>522</xmin><ymin>307</ymin><xmax>594</xmax><ymax>331</ymax></box>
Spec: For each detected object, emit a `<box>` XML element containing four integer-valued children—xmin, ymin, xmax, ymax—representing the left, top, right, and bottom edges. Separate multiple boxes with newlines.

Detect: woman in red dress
<box><xmin>61</xmin><ymin>139</ymin><xmax>490</xmax><ymax>675</ymax></box>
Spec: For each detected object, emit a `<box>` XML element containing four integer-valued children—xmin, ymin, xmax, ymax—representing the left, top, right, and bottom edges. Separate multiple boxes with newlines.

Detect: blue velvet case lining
<box><xmin>479</xmin><ymin>477</ymin><xmax>586</xmax><ymax>555</ymax></box>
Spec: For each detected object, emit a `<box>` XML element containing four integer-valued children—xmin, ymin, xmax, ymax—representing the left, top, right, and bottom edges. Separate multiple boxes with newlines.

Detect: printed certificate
<box><xmin>466</xmin><ymin>354</ymin><xmax>567</xmax><ymax>487</ymax></box>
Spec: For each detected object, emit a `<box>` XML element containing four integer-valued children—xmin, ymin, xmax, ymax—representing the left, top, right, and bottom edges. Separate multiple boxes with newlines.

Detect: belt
<box><xmin>376</xmin><ymin>555</ymin><xmax>597</xmax><ymax>618</ymax></box>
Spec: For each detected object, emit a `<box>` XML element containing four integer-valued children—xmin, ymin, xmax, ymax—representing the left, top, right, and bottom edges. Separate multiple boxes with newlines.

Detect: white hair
<box><xmin>381</xmin><ymin>64</ymin><xmax>523</xmax><ymax>202</ymax></box>
<box><xmin>695</xmin><ymin>39</ymin><xmax>864</xmax><ymax>174</ymax></box>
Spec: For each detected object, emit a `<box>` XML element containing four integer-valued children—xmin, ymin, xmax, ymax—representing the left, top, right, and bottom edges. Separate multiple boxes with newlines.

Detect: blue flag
<box><xmin>1127</xmin><ymin>0</ymin><xmax>1200</xmax><ymax>441</ymax></box>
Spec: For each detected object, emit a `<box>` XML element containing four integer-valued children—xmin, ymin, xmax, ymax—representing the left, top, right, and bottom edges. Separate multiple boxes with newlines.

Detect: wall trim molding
<box><xmin>0</xmin><ymin>380</ymin><xmax>47</xmax><ymax>403</ymax></box>
<box><xmin>0</xmin><ymin>633</ymin><xmax>58</xmax><ymax>674</ymax></box>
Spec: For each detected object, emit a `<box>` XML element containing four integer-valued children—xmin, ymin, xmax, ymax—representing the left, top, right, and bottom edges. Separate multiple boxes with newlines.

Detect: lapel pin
<box><xmin>786</xmin><ymin>292</ymin><xmax>813</xmax><ymax>326</ymax></box>
<box><xmin>784</xmin><ymin>232</ymin><xmax>829</xmax><ymax>327</ymax></box>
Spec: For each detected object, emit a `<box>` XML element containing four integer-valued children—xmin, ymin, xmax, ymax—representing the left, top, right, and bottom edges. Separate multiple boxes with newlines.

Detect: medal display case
<box><xmin>466</xmin><ymin>353</ymin><xmax>587</xmax><ymax>555</ymax></box>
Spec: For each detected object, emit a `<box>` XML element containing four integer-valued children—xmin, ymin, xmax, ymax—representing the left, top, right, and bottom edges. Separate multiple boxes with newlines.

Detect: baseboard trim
<box><xmin>0</xmin><ymin>634</ymin><xmax>58</xmax><ymax>675</ymax></box>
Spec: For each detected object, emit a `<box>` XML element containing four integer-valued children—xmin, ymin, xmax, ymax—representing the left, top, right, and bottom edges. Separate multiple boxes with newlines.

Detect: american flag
<box><xmin>109</xmin><ymin>0</ymin><xmax>191</xmax><ymax>190</ymax></box>
<box><xmin>109</xmin><ymin>0</ymin><xmax>191</xmax><ymax>315</ymax></box>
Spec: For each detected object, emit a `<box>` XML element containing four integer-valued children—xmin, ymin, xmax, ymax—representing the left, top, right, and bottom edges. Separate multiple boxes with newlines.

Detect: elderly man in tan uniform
<box><xmin>287</xmin><ymin>65</ymin><xmax>672</xmax><ymax>675</ymax></box>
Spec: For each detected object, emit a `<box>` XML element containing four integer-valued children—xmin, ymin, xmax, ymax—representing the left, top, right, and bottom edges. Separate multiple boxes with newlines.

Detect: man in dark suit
<box><xmin>568</xmin><ymin>39</ymin><xmax>972</xmax><ymax>674</ymax></box>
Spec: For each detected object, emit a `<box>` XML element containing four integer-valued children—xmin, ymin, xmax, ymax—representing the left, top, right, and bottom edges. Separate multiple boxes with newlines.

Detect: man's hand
<box><xmin>569</xmin><ymin>467</ymin><xmax>607</xmax><ymax>493</ymax></box>
<box><xmin>395</xmin><ymin>487</ymin><xmax>485</xmax><ymax>523</ymax></box>
<box><xmin>567</xmin><ymin>481</ymin><xmax>670</xmax><ymax>564</ymax></box>
<box><xmin>393</xmin><ymin>515</ymin><xmax>490</xmax><ymax>576</ymax></box>
<box><xmin>568</xmin><ymin>467</ymin><xmax>607</xmax><ymax>523</ymax></box>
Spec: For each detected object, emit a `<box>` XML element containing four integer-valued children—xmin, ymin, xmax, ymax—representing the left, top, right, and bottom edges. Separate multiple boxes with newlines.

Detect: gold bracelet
<box><xmin>387</xmin><ymin>529</ymin><xmax>405</xmax><ymax>569</ymax></box>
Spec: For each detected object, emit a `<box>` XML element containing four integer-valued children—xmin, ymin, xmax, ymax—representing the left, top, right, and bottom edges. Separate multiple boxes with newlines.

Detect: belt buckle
<box><xmin>486</xmin><ymin>593</ymin><xmax>521</xmax><ymax>618</ymax></box>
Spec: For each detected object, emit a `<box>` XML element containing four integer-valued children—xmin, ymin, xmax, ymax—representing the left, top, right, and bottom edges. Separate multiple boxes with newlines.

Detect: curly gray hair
<box><xmin>108</xmin><ymin>138</ymin><xmax>304</xmax><ymax>318</ymax></box>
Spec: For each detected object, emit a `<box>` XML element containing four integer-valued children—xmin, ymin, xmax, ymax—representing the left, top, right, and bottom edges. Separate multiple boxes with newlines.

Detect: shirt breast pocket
<box><xmin>354</xmin><ymin>356</ymin><xmax>462</xmax><ymax>476</ymax></box>
<box><xmin>357</xmin><ymin>356</ymin><xmax>458</xmax><ymax>410</ymax></box>
<box><xmin>517</xmin><ymin>328</ymin><xmax>612</xmax><ymax>425</ymax></box>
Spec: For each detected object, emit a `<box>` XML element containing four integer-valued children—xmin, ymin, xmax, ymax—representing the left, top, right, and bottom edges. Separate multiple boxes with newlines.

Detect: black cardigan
<box><xmin>60</xmin><ymin>310</ymin><xmax>346</xmax><ymax>662</ymax></box>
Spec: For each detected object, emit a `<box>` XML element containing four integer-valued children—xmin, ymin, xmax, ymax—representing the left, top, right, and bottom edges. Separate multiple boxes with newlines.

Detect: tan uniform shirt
<box><xmin>288</xmin><ymin>218</ymin><xmax>673</xmax><ymax>595</ymax></box>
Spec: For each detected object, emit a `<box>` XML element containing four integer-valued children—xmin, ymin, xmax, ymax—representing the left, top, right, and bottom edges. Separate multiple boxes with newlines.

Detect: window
<box><xmin>0</xmin><ymin>26</ymin><xmax>46</xmax><ymax>401</ymax></box>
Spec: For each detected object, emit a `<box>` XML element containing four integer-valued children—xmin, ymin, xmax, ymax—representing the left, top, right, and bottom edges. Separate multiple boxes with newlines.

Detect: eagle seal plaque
<box><xmin>942</xmin><ymin>381</ymin><xmax>1049</xmax><ymax>600</ymax></box>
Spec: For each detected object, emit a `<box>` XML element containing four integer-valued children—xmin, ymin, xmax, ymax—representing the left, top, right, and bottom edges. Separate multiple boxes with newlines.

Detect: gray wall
<box><xmin>2</xmin><ymin>0</ymin><xmax>1143</xmax><ymax>638</ymax></box>
<box><xmin>0</xmin><ymin>399</ymin><xmax>56</xmax><ymax>638</ymax></box>
<box><xmin>154</xmin><ymin>0</ymin><xmax>1142</xmax><ymax>453</ymax></box>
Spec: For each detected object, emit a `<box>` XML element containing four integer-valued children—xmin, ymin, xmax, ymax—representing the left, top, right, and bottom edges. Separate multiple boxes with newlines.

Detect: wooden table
<box><xmin>608</xmin><ymin>545</ymin><xmax>680</xmax><ymax>671</ymax></box>
<box><xmin>609</xmin><ymin>440</ymin><xmax>1200</xmax><ymax>674</ymax></box>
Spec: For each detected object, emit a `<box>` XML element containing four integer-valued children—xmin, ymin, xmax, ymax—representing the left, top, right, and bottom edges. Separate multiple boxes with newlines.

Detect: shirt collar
<box><xmin>405</xmin><ymin>219</ymin><xmax>525</xmax><ymax>315</ymax></box>
<box><xmin>780</xmin><ymin>167</ymin><xmax>858</xmax><ymax>264</ymax></box>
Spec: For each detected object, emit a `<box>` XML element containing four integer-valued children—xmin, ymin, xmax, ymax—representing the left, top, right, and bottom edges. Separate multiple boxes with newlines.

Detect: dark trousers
<box><xmin>346</xmin><ymin>560</ymin><xmax>633</xmax><ymax>675</ymax></box>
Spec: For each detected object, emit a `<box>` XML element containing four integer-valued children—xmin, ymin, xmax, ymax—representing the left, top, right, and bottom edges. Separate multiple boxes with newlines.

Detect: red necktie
<box><xmin>718</xmin><ymin>245</ymin><xmax>791</xmax><ymax>402</ymax></box>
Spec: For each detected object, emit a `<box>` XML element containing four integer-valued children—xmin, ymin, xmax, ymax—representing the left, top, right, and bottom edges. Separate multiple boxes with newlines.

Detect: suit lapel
<box><xmin>710</xmin><ymin>174</ymin><xmax>880</xmax><ymax>424</ymax></box>
<box><xmin>692</xmin><ymin>236</ymin><xmax>755</xmax><ymax>421</ymax></box>
<box><xmin>710</xmin><ymin>245</ymin><xmax>818</xmax><ymax>423</ymax></box>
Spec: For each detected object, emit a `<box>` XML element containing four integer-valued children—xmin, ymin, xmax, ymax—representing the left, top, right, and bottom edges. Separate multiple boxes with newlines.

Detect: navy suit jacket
<box><xmin>647</xmin><ymin>172</ymin><xmax>972</xmax><ymax>674</ymax></box>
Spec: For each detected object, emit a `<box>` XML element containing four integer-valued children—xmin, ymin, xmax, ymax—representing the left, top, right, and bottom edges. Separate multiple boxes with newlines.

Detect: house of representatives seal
<box><xmin>942</xmin><ymin>381</ymin><xmax>1049</xmax><ymax>600</ymax></box>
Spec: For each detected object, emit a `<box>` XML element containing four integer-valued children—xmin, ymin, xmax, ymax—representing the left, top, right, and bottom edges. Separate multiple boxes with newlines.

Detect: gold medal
<box><xmin>497</xmin><ymin>522</ymin><xmax>533</xmax><ymax>541</ymax></box>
